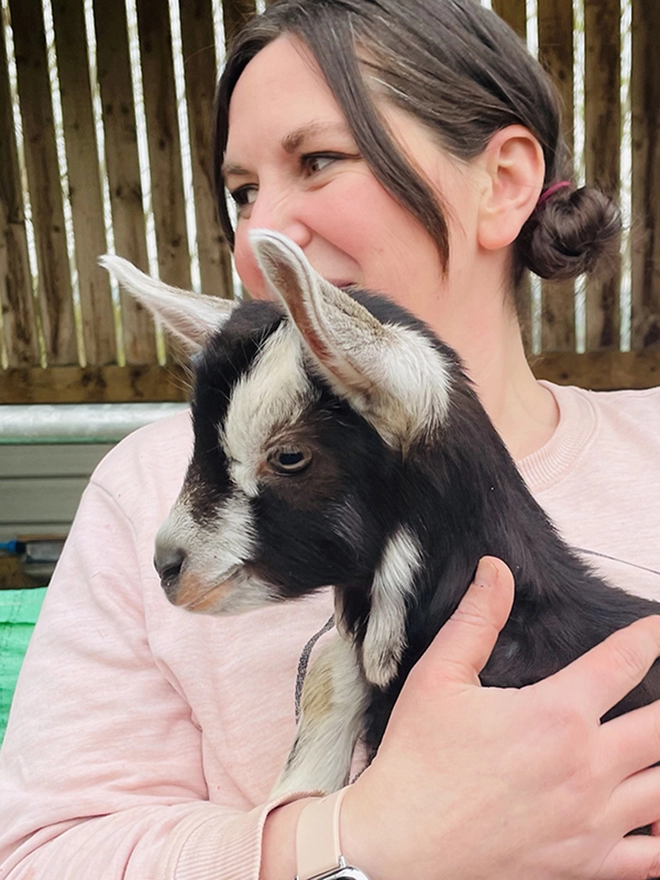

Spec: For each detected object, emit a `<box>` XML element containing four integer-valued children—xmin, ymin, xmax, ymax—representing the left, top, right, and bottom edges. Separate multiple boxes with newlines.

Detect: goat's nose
<box><xmin>154</xmin><ymin>546</ymin><xmax>187</xmax><ymax>601</ymax></box>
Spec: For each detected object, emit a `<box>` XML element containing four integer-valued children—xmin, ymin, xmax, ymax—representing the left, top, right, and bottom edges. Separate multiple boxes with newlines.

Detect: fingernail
<box><xmin>475</xmin><ymin>557</ymin><xmax>498</xmax><ymax>588</ymax></box>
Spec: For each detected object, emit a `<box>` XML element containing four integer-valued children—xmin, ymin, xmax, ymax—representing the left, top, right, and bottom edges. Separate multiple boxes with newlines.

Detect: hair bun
<box><xmin>517</xmin><ymin>186</ymin><xmax>622</xmax><ymax>281</ymax></box>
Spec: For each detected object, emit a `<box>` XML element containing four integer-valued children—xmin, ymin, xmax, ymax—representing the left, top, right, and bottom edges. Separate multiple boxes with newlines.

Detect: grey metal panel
<box><xmin>0</xmin><ymin>477</ymin><xmax>89</xmax><ymax>524</ymax></box>
<box><xmin>0</xmin><ymin>445</ymin><xmax>113</xmax><ymax>478</ymax></box>
<box><xmin>0</xmin><ymin>403</ymin><xmax>188</xmax><ymax>444</ymax></box>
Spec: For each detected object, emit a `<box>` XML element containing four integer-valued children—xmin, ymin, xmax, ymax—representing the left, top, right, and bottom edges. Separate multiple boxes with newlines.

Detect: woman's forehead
<box><xmin>229</xmin><ymin>36</ymin><xmax>336</xmax><ymax>115</ymax></box>
<box><xmin>225</xmin><ymin>37</ymin><xmax>355</xmax><ymax>155</ymax></box>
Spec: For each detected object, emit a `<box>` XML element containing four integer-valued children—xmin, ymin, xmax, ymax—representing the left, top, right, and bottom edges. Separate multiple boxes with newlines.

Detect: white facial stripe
<box><xmin>362</xmin><ymin>525</ymin><xmax>422</xmax><ymax>688</ymax></box>
<box><xmin>221</xmin><ymin>321</ymin><xmax>319</xmax><ymax>497</ymax></box>
<box><xmin>156</xmin><ymin>492</ymin><xmax>256</xmax><ymax>593</ymax></box>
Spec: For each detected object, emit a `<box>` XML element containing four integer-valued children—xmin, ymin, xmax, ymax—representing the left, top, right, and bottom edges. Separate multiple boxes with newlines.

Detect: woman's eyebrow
<box><xmin>281</xmin><ymin>121</ymin><xmax>350</xmax><ymax>154</ymax></box>
<box><xmin>222</xmin><ymin>121</ymin><xmax>352</xmax><ymax>179</ymax></box>
<box><xmin>221</xmin><ymin>161</ymin><xmax>251</xmax><ymax>180</ymax></box>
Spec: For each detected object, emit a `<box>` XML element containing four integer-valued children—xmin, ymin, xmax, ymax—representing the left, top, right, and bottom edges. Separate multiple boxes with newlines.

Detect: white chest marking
<box><xmin>362</xmin><ymin>525</ymin><xmax>423</xmax><ymax>688</ymax></box>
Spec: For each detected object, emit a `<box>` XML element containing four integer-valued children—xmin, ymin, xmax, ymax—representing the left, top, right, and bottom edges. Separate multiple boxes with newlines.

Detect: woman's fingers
<box><xmin>599</xmin><ymin>832</ymin><xmax>660</xmax><ymax>880</ymax></box>
<box><xmin>415</xmin><ymin>555</ymin><xmax>515</xmax><ymax>686</ymax></box>
<box><xmin>544</xmin><ymin>615</ymin><xmax>660</xmax><ymax>720</ymax></box>
<box><xmin>608</xmin><ymin>764</ymin><xmax>660</xmax><ymax>837</ymax></box>
<box><xmin>602</xmin><ymin>699</ymin><xmax>660</xmax><ymax>781</ymax></box>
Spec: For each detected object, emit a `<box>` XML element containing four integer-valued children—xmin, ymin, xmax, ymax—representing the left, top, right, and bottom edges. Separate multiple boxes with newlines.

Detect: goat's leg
<box><xmin>270</xmin><ymin>635</ymin><xmax>369</xmax><ymax>797</ymax></box>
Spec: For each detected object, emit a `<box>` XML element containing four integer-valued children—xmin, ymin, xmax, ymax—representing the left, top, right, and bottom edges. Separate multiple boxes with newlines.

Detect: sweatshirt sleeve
<box><xmin>0</xmin><ymin>421</ymin><xmax>312</xmax><ymax>879</ymax></box>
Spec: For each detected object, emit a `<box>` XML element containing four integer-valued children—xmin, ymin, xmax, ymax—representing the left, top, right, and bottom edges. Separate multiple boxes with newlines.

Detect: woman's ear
<box><xmin>477</xmin><ymin>125</ymin><xmax>545</xmax><ymax>251</ymax></box>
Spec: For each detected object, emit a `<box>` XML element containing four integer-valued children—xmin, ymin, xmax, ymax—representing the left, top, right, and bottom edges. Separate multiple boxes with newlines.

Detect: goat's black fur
<box><xmin>187</xmin><ymin>291</ymin><xmax>660</xmax><ymax>759</ymax></box>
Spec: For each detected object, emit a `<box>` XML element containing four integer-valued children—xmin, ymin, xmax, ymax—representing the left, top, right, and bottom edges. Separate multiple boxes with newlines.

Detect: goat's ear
<box><xmin>99</xmin><ymin>255</ymin><xmax>237</xmax><ymax>353</ymax></box>
<box><xmin>249</xmin><ymin>229</ymin><xmax>452</xmax><ymax>446</ymax></box>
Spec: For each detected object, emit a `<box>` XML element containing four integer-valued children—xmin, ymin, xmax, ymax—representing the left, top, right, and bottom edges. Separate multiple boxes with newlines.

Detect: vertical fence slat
<box><xmin>492</xmin><ymin>0</ymin><xmax>527</xmax><ymax>40</ymax></box>
<box><xmin>631</xmin><ymin>0</ymin><xmax>660</xmax><ymax>349</ymax></box>
<box><xmin>222</xmin><ymin>0</ymin><xmax>257</xmax><ymax>46</ymax></box>
<box><xmin>94</xmin><ymin>0</ymin><xmax>156</xmax><ymax>365</ymax></box>
<box><xmin>9</xmin><ymin>0</ymin><xmax>77</xmax><ymax>366</ymax></box>
<box><xmin>51</xmin><ymin>0</ymin><xmax>116</xmax><ymax>366</ymax></box>
<box><xmin>180</xmin><ymin>0</ymin><xmax>234</xmax><ymax>298</ymax></box>
<box><xmin>538</xmin><ymin>0</ymin><xmax>576</xmax><ymax>352</ymax></box>
<box><xmin>136</xmin><ymin>0</ymin><xmax>191</xmax><ymax>296</ymax></box>
<box><xmin>0</xmin><ymin>9</ymin><xmax>40</xmax><ymax>369</ymax></box>
<box><xmin>584</xmin><ymin>0</ymin><xmax>621</xmax><ymax>351</ymax></box>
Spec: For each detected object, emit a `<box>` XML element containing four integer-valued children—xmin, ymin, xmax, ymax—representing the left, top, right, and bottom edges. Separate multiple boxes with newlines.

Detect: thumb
<box><xmin>422</xmin><ymin>556</ymin><xmax>515</xmax><ymax>685</ymax></box>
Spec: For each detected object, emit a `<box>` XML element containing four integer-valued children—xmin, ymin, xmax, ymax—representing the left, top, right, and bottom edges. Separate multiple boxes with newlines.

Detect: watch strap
<box><xmin>295</xmin><ymin>787</ymin><xmax>348</xmax><ymax>880</ymax></box>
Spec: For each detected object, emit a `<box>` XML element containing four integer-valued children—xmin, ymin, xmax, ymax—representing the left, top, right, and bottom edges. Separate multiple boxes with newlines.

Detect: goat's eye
<box><xmin>267</xmin><ymin>446</ymin><xmax>313</xmax><ymax>475</ymax></box>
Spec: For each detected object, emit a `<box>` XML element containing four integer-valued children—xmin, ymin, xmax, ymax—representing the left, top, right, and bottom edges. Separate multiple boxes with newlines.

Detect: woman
<box><xmin>2</xmin><ymin>1</ymin><xmax>660</xmax><ymax>878</ymax></box>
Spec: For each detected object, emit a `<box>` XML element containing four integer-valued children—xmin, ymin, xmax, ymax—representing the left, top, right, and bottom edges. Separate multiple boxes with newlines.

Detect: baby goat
<box><xmin>102</xmin><ymin>231</ymin><xmax>660</xmax><ymax>797</ymax></box>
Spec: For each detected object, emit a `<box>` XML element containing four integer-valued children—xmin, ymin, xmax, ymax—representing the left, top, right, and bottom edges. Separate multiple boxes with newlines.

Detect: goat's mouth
<box><xmin>174</xmin><ymin>566</ymin><xmax>241</xmax><ymax>613</ymax></box>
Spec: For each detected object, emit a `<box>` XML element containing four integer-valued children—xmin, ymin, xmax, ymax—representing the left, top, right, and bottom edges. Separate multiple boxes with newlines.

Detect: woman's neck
<box><xmin>433</xmin><ymin>300</ymin><xmax>559</xmax><ymax>462</ymax></box>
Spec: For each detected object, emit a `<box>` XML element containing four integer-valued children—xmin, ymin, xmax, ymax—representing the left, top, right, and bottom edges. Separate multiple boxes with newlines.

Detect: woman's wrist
<box><xmin>260</xmin><ymin>796</ymin><xmax>320</xmax><ymax>880</ymax></box>
<box><xmin>338</xmin><ymin>774</ymin><xmax>393</xmax><ymax>880</ymax></box>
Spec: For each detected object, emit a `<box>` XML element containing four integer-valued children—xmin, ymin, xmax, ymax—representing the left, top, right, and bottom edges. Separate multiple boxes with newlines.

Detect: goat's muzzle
<box><xmin>153</xmin><ymin>544</ymin><xmax>187</xmax><ymax>603</ymax></box>
<box><xmin>154</xmin><ymin>540</ymin><xmax>240</xmax><ymax>612</ymax></box>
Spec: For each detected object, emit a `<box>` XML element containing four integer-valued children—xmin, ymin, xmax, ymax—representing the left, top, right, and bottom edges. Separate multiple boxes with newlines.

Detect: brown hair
<box><xmin>214</xmin><ymin>0</ymin><xmax>620</xmax><ymax>286</ymax></box>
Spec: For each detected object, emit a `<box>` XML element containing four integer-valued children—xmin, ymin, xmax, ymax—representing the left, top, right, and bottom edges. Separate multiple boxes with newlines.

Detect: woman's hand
<box><xmin>341</xmin><ymin>556</ymin><xmax>660</xmax><ymax>880</ymax></box>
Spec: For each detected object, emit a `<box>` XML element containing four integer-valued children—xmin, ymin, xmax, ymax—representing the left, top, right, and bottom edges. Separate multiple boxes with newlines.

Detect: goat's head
<box><xmin>102</xmin><ymin>233</ymin><xmax>458</xmax><ymax>627</ymax></box>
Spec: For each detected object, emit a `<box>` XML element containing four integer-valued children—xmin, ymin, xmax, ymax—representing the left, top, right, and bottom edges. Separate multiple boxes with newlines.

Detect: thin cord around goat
<box><xmin>295</xmin><ymin>615</ymin><xmax>335</xmax><ymax>722</ymax></box>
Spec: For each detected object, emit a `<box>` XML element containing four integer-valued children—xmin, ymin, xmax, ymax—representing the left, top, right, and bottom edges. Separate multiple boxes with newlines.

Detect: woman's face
<box><xmin>224</xmin><ymin>36</ymin><xmax>489</xmax><ymax>339</ymax></box>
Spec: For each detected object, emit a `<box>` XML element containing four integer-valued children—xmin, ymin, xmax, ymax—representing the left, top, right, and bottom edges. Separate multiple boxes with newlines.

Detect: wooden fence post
<box><xmin>0</xmin><ymin>5</ymin><xmax>40</xmax><ymax>371</ymax></box>
<box><xmin>9</xmin><ymin>0</ymin><xmax>77</xmax><ymax>366</ymax></box>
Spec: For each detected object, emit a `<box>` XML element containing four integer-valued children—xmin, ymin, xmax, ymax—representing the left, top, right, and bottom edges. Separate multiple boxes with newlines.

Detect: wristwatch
<box><xmin>295</xmin><ymin>788</ymin><xmax>370</xmax><ymax>880</ymax></box>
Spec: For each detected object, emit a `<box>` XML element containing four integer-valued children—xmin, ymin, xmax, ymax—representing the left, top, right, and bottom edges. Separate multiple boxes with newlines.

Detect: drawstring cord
<box><xmin>295</xmin><ymin>615</ymin><xmax>335</xmax><ymax>722</ymax></box>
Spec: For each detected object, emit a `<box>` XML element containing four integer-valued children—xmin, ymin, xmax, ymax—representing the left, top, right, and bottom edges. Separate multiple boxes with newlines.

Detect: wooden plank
<box><xmin>2</xmin><ymin>351</ymin><xmax>659</xmax><ymax>400</ymax></box>
<box><xmin>0</xmin><ymin>7</ymin><xmax>40</xmax><ymax>368</ymax></box>
<box><xmin>492</xmin><ymin>0</ymin><xmax>527</xmax><ymax>41</ymax></box>
<box><xmin>222</xmin><ymin>0</ymin><xmax>257</xmax><ymax>46</ymax></box>
<box><xmin>584</xmin><ymin>0</ymin><xmax>621</xmax><ymax>351</ymax></box>
<box><xmin>532</xmin><ymin>350</ymin><xmax>660</xmax><ymax>389</ymax></box>
<box><xmin>180</xmin><ymin>0</ymin><xmax>234</xmax><ymax>298</ymax></box>
<box><xmin>93</xmin><ymin>0</ymin><xmax>157</xmax><ymax>365</ymax></box>
<box><xmin>9</xmin><ymin>0</ymin><xmax>77</xmax><ymax>366</ymax></box>
<box><xmin>0</xmin><ymin>364</ymin><xmax>190</xmax><ymax>403</ymax></box>
<box><xmin>537</xmin><ymin>0</ymin><xmax>575</xmax><ymax>352</ymax></box>
<box><xmin>51</xmin><ymin>0</ymin><xmax>116</xmax><ymax>367</ymax></box>
<box><xmin>0</xmin><ymin>445</ymin><xmax>112</xmax><ymax>479</ymax></box>
<box><xmin>135</xmin><ymin>0</ymin><xmax>191</xmax><ymax>295</ymax></box>
<box><xmin>630</xmin><ymin>0</ymin><xmax>660</xmax><ymax>350</ymax></box>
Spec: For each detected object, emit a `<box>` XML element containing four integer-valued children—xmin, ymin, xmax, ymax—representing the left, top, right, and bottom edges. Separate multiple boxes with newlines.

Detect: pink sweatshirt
<box><xmin>1</xmin><ymin>382</ymin><xmax>660</xmax><ymax>879</ymax></box>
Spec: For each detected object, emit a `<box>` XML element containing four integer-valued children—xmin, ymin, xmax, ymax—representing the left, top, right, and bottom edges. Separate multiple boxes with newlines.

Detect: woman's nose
<box><xmin>234</xmin><ymin>198</ymin><xmax>312</xmax><ymax>299</ymax></box>
<box><xmin>246</xmin><ymin>191</ymin><xmax>312</xmax><ymax>251</ymax></box>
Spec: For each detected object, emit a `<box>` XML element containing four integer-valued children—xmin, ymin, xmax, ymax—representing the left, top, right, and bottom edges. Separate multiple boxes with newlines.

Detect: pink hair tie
<box><xmin>537</xmin><ymin>180</ymin><xmax>572</xmax><ymax>208</ymax></box>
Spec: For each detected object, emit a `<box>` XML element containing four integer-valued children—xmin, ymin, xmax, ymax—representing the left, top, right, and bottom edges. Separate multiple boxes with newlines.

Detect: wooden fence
<box><xmin>0</xmin><ymin>0</ymin><xmax>658</xmax><ymax>403</ymax></box>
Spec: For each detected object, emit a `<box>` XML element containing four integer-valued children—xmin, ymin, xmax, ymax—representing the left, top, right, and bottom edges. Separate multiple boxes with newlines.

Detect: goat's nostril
<box><xmin>154</xmin><ymin>548</ymin><xmax>186</xmax><ymax>596</ymax></box>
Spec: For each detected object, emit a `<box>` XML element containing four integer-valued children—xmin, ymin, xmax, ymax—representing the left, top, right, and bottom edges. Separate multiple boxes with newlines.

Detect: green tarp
<box><xmin>0</xmin><ymin>588</ymin><xmax>47</xmax><ymax>742</ymax></box>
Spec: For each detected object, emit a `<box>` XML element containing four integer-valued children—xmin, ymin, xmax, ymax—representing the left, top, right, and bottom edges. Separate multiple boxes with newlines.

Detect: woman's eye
<box><xmin>267</xmin><ymin>446</ymin><xmax>313</xmax><ymax>475</ymax></box>
<box><xmin>302</xmin><ymin>153</ymin><xmax>342</xmax><ymax>175</ymax></box>
<box><xmin>229</xmin><ymin>185</ymin><xmax>258</xmax><ymax>214</ymax></box>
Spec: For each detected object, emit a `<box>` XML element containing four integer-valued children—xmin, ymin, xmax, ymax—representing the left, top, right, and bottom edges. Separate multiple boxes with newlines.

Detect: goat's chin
<box><xmin>172</xmin><ymin>567</ymin><xmax>279</xmax><ymax>616</ymax></box>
